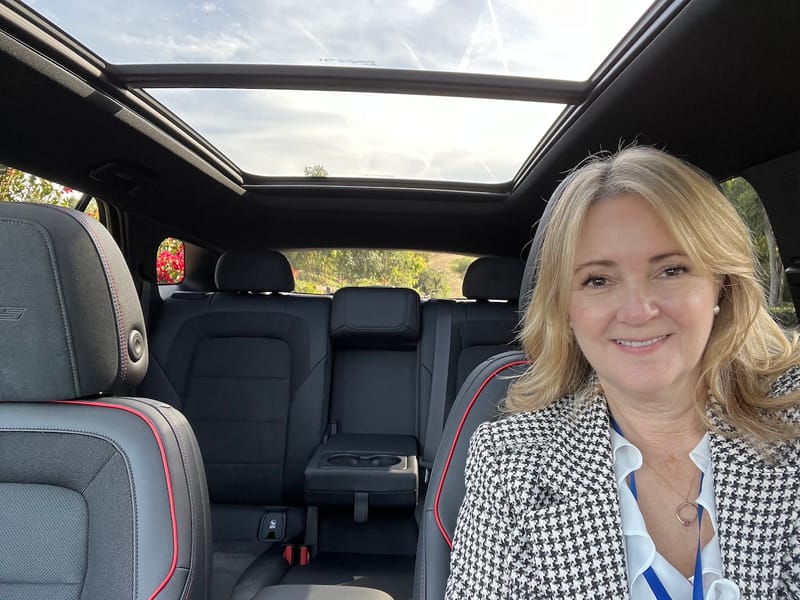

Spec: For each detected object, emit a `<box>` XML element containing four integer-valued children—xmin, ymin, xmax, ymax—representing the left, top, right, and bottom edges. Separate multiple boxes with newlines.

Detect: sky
<box><xmin>27</xmin><ymin>0</ymin><xmax>653</xmax><ymax>182</ymax></box>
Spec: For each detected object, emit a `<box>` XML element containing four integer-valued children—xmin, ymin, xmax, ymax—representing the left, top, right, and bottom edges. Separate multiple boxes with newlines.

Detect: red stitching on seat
<box><xmin>433</xmin><ymin>360</ymin><xmax>528</xmax><ymax>548</ymax></box>
<box><xmin>63</xmin><ymin>401</ymin><xmax>178</xmax><ymax>600</ymax></box>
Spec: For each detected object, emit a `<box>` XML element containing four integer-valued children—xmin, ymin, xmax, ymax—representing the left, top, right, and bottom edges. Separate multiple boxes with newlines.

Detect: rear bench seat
<box><xmin>139</xmin><ymin>249</ymin><xmax>332</xmax><ymax>599</ymax></box>
<box><xmin>282</xmin><ymin>264</ymin><xmax>523</xmax><ymax>599</ymax></box>
<box><xmin>141</xmin><ymin>252</ymin><xmax>523</xmax><ymax>599</ymax></box>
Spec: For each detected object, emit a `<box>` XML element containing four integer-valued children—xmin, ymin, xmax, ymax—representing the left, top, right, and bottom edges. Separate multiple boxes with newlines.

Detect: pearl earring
<box><xmin>713</xmin><ymin>305</ymin><xmax>720</xmax><ymax>316</ymax></box>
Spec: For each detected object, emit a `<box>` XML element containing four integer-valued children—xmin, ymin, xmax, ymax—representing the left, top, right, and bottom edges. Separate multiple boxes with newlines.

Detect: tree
<box><xmin>287</xmin><ymin>165</ymin><xmax>460</xmax><ymax>298</ymax></box>
<box><xmin>1</xmin><ymin>164</ymin><xmax>101</xmax><ymax>220</ymax></box>
<box><xmin>449</xmin><ymin>256</ymin><xmax>475</xmax><ymax>276</ymax></box>
<box><xmin>1</xmin><ymin>164</ymin><xmax>73</xmax><ymax>206</ymax></box>
<box><xmin>416</xmin><ymin>268</ymin><xmax>450</xmax><ymax>298</ymax></box>
<box><xmin>285</xmin><ymin>249</ymin><xmax>427</xmax><ymax>292</ymax></box>
<box><xmin>304</xmin><ymin>164</ymin><xmax>329</xmax><ymax>177</ymax></box>
<box><xmin>721</xmin><ymin>177</ymin><xmax>784</xmax><ymax>305</ymax></box>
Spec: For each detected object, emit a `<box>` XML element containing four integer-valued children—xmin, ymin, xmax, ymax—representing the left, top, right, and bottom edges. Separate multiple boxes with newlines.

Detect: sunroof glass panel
<box><xmin>149</xmin><ymin>89</ymin><xmax>565</xmax><ymax>182</ymax></box>
<box><xmin>34</xmin><ymin>0</ymin><xmax>654</xmax><ymax>81</ymax></box>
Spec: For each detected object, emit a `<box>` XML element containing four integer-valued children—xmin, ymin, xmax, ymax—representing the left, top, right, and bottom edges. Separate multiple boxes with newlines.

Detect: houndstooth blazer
<box><xmin>445</xmin><ymin>369</ymin><xmax>800</xmax><ymax>599</ymax></box>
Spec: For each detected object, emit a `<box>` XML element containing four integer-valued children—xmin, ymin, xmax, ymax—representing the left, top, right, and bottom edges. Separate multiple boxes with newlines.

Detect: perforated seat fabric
<box><xmin>0</xmin><ymin>202</ymin><xmax>211</xmax><ymax>600</ymax></box>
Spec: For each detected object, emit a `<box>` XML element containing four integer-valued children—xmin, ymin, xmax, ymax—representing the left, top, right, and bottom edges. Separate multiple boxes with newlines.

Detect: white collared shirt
<box><xmin>611</xmin><ymin>428</ymin><xmax>741</xmax><ymax>599</ymax></box>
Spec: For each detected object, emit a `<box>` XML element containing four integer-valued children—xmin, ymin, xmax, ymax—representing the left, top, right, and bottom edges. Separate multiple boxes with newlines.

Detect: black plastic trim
<box><xmin>111</xmin><ymin>64</ymin><xmax>589</xmax><ymax>103</ymax></box>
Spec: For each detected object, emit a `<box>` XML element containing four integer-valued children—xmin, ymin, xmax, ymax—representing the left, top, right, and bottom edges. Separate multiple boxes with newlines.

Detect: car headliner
<box><xmin>1</xmin><ymin>0</ymin><xmax>799</xmax><ymax>267</ymax></box>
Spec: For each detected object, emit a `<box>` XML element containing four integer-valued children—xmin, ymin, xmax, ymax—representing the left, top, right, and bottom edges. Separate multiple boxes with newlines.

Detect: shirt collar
<box><xmin>610</xmin><ymin>426</ymin><xmax>735</xmax><ymax>598</ymax></box>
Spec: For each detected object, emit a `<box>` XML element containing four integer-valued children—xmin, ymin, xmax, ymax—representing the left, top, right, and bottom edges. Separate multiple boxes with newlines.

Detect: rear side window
<box><xmin>722</xmin><ymin>176</ymin><xmax>797</xmax><ymax>327</ymax></box>
<box><xmin>0</xmin><ymin>164</ymin><xmax>99</xmax><ymax>220</ymax></box>
<box><xmin>156</xmin><ymin>237</ymin><xmax>185</xmax><ymax>284</ymax></box>
<box><xmin>284</xmin><ymin>250</ymin><xmax>477</xmax><ymax>299</ymax></box>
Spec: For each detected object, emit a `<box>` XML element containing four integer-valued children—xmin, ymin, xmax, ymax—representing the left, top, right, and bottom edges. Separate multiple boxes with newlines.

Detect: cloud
<box><xmin>198</xmin><ymin>2</ymin><xmax>220</xmax><ymax>14</ymax></box>
<box><xmin>151</xmin><ymin>88</ymin><xmax>564</xmax><ymax>182</ymax></box>
<box><xmin>37</xmin><ymin>0</ymin><xmax>649</xmax><ymax>75</ymax></box>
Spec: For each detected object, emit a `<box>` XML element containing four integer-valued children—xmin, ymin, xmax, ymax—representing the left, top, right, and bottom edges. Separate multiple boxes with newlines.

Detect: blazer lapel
<box><xmin>527</xmin><ymin>395</ymin><xmax>630</xmax><ymax>598</ymax></box>
<box><xmin>710</xmin><ymin>427</ymin><xmax>800</xmax><ymax>597</ymax></box>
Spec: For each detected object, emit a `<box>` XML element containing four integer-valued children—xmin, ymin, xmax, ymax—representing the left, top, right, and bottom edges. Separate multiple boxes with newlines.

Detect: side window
<box><xmin>156</xmin><ymin>237</ymin><xmax>185</xmax><ymax>284</ymax></box>
<box><xmin>0</xmin><ymin>164</ymin><xmax>99</xmax><ymax>221</ymax></box>
<box><xmin>721</xmin><ymin>177</ymin><xmax>797</xmax><ymax>327</ymax></box>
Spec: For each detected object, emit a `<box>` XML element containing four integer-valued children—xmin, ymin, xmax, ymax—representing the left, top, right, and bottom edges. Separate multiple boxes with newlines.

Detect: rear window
<box><xmin>283</xmin><ymin>250</ymin><xmax>477</xmax><ymax>299</ymax></box>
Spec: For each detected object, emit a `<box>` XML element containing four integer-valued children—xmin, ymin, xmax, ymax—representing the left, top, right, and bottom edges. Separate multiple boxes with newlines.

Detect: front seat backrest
<box><xmin>0</xmin><ymin>202</ymin><xmax>211</xmax><ymax>600</ymax></box>
<box><xmin>414</xmin><ymin>177</ymin><xmax>569</xmax><ymax>599</ymax></box>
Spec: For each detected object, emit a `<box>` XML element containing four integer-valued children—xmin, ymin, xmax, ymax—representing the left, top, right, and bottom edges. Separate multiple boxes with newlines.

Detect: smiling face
<box><xmin>568</xmin><ymin>193</ymin><xmax>720</xmax><ymax>405</ymax></box>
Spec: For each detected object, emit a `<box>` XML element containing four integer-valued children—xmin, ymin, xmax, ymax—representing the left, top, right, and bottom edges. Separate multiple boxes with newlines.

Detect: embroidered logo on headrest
<box><xmin>0</xmin><ymin>307</ymin><xmax>26</xmax><ymax>321</ymax></box>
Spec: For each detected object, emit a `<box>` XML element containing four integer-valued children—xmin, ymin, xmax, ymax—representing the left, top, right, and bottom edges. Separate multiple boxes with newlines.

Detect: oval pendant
<box><xmin>675</xmin><ymin>501</ymin><xmax>698</xmax><ymax>527</ymax></box>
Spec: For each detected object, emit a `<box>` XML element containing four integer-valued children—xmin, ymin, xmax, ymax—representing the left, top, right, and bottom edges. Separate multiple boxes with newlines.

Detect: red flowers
<box><xmin>156</xmin><ymin>238</ymin><xmax>185</xmax><ymax>284</ymax></box>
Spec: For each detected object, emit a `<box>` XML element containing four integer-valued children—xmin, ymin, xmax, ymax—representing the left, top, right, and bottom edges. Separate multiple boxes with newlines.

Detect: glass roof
<box><xmin>27</xmin><ymin>0</ymin><xmax>656</xmax><ymax>183</ymax></box>
<box><xmin>149</xmin><ymin>89</ymin><xmax>565</xmax><ymax>181</ymax></box>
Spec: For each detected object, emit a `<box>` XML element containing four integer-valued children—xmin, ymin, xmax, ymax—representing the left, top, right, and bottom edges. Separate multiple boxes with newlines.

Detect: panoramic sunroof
<box><xmin>27</xmin><ymin>0</ymin><xmax>656</xmax><ymax>183</ymax></box>
<box><xmin>149</xmin><ymin>89</ymin><xmax>565</xmax><ymax>181</ymax></box>
<box><xmin>30</xmin><ymin>0</ymin><xmax>654</xmax><ymax>79</ymax></box>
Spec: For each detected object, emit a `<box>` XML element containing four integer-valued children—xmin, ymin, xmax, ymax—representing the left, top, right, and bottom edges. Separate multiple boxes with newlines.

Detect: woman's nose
<box><xmin>616</xmin><ymin>284</ymin><xmax>659</xmax><ymax>324</ymax></box>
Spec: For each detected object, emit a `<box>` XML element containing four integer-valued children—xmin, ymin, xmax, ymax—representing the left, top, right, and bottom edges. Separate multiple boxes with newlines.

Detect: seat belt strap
<box><xmin>421</xmin><ymin>303</ymin><xmax>453</xmax><ymax>468</ymax></box>
<box><xmin>138</xmin><ymin>275</ymin><xmax>161</xmax><ymax>330</ymax></box>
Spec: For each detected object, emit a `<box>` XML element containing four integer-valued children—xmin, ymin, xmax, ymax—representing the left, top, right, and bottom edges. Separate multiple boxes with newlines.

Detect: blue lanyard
<box><xmin>611</xmin><ymin>419</ymin><xmax>706</xmax><ymax>600</ymax></box>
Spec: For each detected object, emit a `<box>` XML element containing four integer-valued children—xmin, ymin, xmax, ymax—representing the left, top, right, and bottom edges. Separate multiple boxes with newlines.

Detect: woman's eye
<box><xmin>660</xmin><ymin>265</ymin><xmax>689</xmax><ymax>278</ymax></box>
<box><xmin>582</xmin><ymin>275</ymin><xmax>608</xmax><ymax>287</ymax></box>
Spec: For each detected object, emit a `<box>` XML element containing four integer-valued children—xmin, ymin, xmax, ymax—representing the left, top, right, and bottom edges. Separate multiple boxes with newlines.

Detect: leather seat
<box><xmin>140</xmin><ymin>248</ymin><xmax>333</xmax><ymax>599</ymax></box>
<box><xmin>417</xmin><ymin>256</ymin><xmax>525</xmax><ymax>469</ymax></box>
<box><xmin>413</xmin><ymin>182</ymin><xmax>564</xmax><ymax>599</ymax></box>
<box><xmin>0</xmin><ymin>202</ymin><xmax>211</xmax><ymax>599</ymax></box>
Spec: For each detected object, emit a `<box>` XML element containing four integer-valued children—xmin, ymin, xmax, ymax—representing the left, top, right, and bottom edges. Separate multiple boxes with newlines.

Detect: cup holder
<box><xmin>324</xmin><ymin>453</ymin><xmax>403</xmax><ymax>468</ymax></box>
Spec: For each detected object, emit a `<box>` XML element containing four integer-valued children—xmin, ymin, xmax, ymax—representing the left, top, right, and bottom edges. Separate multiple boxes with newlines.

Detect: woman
<box><xmin>445</xmin><ymin>147</ymin><xmax>800</xmax><ymax>599</ymax></box>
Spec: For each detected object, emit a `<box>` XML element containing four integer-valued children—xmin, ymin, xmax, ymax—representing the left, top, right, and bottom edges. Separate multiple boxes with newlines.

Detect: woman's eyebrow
<box><xmin>574</xmin><ymin>252</ymin><xmax>687</xmax><ymax>272</ymax></box>
<box><xmin>650</xmin><ymin>251</ymin><xmax>687</xmax><ymax>263</ymax></box>
<box><xmin>574</xmin><ymin>259</ymin><xmax>615</xmax><ymax>271</ymax></box>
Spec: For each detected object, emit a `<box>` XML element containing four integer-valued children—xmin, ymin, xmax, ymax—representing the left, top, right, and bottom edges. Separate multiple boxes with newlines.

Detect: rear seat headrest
<box><xmin>331</xmin><ymin>287</ymin><xmax>420</xmax><ymax>347</ymax></box>
<box><xmin>462</xmin><ymin>257</ymin><xmax>525</xmax><ymax>301</ymax></box>
<box><xmin>215</xmin><ymin>249</ymin><xmax>294</xmax><ymax>292</ymax></box>
<box><xmin>0</xmin><ymin>203</ymin><xmax>148</xmax><ymax>401</ymax></box>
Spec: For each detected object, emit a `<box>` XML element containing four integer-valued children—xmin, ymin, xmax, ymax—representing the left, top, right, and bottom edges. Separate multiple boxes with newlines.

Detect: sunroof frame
<box><xmin>0</xmin><ymin>0</ymin><xmax>686</xmax><ymax>193</ymax></box>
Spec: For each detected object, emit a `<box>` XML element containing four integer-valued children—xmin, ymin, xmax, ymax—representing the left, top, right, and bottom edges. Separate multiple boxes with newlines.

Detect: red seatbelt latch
<box><xmin>298</xmin><ymin>545</ymin><xmax>310</xmax><ymax>566</ymax></box>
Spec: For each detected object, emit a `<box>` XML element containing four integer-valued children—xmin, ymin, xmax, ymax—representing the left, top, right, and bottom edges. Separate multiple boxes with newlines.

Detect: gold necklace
<box><xmin>640</xmin><ymin>457</ymin><xmax>700</xmax><ymax>527</ymax></box>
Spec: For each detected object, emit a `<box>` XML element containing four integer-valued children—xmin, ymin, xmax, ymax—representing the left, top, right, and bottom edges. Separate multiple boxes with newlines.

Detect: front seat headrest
<box><xmin>518</xmin><ymin>173</ymin><xmax>577</xmax><ymax>317</ymax></box>
<box><xmin>0</xmin><ymin>203</ymin><xmax>148</xmax><ymax>401</ymax></box>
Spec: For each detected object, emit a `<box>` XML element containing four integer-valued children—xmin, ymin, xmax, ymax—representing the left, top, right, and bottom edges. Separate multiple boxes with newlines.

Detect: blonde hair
<box><xmin>506</xmin><ymin>146</ymin><xmax>800</xmax><ymax>443</ymax></box>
